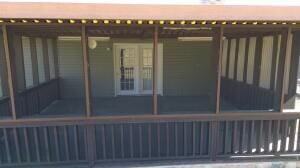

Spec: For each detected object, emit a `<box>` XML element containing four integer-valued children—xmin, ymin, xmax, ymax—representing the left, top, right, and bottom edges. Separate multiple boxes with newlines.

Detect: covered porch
<box><xmin>1</xmin><ymin>24</ymin><xmax>298</xmax><ymax>119</ymax></box>
<box><xmin>1</xmin><ymin>2</ymin><xmax>300</xmax><ymax>167</ymax></box>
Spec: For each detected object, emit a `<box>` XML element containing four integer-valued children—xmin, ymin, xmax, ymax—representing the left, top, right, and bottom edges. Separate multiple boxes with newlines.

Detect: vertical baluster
<box><xmin>157</xmin><ymin>123</ymin><xmax>161</xmax><ymax>157</ymax></box>
<box><xmin>256</xmin><ymin>120</ymin><xmax>263</xmax><ymax>153</ymax></box>
<box><xmin>53</xmin><ymin>126</ymin><xmax>60</xmax><ymax>161</ymax></box>
<box><xmin>101</xmin><ymin>125</ymin><xmax>106</xmax><ymax>159</ymax></box>
<box><xmin>23</xmin><ymin>128</ymin><xmax>31</xmax><ymax>162</ymax></box>
<box><xmin>73</xmin><ymin>126</ymin><xmax>79</xmax><ymax>161</ymax></box>
<box><xmin>120</xmin><ymin>125</ymin><xmax>125</xmax><ymax>159</ymax></box>
<box><xmin>240</xmin><ymin>121</ymin><xmax>247</xmax><ymax>154</ymax></box>
<box><xmin>265</xmin><ymin>120</ymin><xmax>273</xmax><ymax>153</ymax></box>
<box><xmin>3</xmin><ymin>128</ymin><xmax>11</xmax><ymax>163</ymax></box>
<box><xmin>175</xmin><ymin>123</ymin><xmax>178</xmax><ymax>157</ymax></box>
<box><xmin>13</xmin><ymin>128</ymin><xmax>21</xmax><ymax>163</ymax></box>
<box><xmin>43</xmin><ymin>127</ymin><xmax>50</xmax><ymax>162</ymax></box>
<box><xmin>139</xmin><ymin>124</ymin><xmax>143</xmax><ymax>158</ymax></box>
<box><xmin>166</xmin><ymin>123</ymin><xmax>170</xmax><ymax>157</ymax></box>
<box><xmin>183</xmin><ymin>122</ymin><xmax>187</xmax><ymax>156</ymax></box>
<box><xmin>297</xmin><ymin>119</ymin><xmax>300</xmax><ymax>151</ymax></box>
<box><xmin>33</xmin><ymin>127</ymin><xmax>41</xmax><ymax>162</ymax></box>
<box><xmin>148</xmin><ymin>124</ymin><xmax>152</xmax><ymax>158</ymax></box>
<box><xmin>192</xmin><ymin>122</ymin><xmax>196</xmax><ymax>156</ymax></box>
<box><xmin>129</xmin><ymin>124</ymin><xmax>134</xmax><ymax>158</ymax></box>
<box><xmin>273</xmin><ymin>120</ymin><xmax>281</xmax><ymax>154</ymax></box>
<box><xmin>248</xmin><ymin>121</ymin><xmax>255</xmax><ymax>154</ymax></box>
<box><xmin>224</xmin><ymin>121</ymin><xmax>230</xmax><ymax>154</ymax></box>
<box><xmin>281</xmin><ymin>120</ymin><xmax>289</xmax><ymax>152</ymax></box>
<box><xmin>199</xmin><ymin>122</ymin><xmax>205</xmax><ymax>155</ymax></box>
<box><xmin>63</xmin><ymin>126</ymin><xmax>70</xmax><ymax>161</ymax></box>
<box><xmin>288</xmin><ymin>120</ymin><xmax>297</xmax><ymax>152</ymax></box>
<box><xmin>232</xmin><ymin>121</ymin><xmax>238</xmax><ymax>154</ymax></box>
<box><xmin>111</xmin><ymin>125</ymin><xmax>115</xmax><ymax>159</ymax></box>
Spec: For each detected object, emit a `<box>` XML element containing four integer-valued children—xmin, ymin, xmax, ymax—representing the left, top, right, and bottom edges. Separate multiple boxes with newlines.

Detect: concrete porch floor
<box><xmin>38</xmin><ymin>96</ymin><xmax>238</xmax><ymax>117</ymax></box>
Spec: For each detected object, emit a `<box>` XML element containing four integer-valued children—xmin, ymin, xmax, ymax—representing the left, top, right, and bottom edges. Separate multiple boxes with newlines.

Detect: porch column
<box><xmin>214</xmin><ymin>27</ymin><xmax>224</xmax><ymax>114</ymax></box>
<box><xmin>2</xmin><ymin>25</ymin><xmax>17</xmax><ymax>119</ymax></box>
<box><xmin>81</xmin><ymin>25</ymin><xmax>92</xmax><ymax>117</ymax></box>
<box><xmin>276</xmin><ymin>27</ymin><xmax>292</xmax><ymax>112</ymax></box>
<box><xmin>152</xmin><ymin>26</ymin><xmax>158</xmax><ymax>115</ymax></box>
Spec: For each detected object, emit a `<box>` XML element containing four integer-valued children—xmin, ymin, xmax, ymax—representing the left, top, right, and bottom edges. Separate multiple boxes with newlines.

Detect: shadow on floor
<box><xmin>39</xmin><ymin>96</ymin><xmax>238</xmax><ymax>116</ymax></box>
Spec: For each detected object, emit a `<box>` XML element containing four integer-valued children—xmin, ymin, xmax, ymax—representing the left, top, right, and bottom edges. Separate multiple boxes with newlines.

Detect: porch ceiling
<box><xmin>6</xmin><ymin>26</ymin><xmax>290</xmax><ymax>38</ymax></box>
<box><xmin>8</xmin><ymin>26</ymin><xmax>215</xmax><ymax>38</ymax></box>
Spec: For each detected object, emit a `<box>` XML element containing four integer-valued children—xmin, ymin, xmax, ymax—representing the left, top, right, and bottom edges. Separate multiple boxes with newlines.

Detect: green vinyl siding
<box><xmin>89</xmin><ymin>42</ymin><xmax>114</xmax><ymax>97</ymax></box>
<box><xmin>163</xmin><ymin>39</ymin><xmax>213</xmax><ymax>96</ymax></box>
<box><xmin>57</xmin><ymin>40</ymin><xmax>84</xmax><ymax>98</ymax></box>
<box><xmin>57</xmin><ymin>38</ymin><xmax>213</xmax><ymax>98</ymax></box>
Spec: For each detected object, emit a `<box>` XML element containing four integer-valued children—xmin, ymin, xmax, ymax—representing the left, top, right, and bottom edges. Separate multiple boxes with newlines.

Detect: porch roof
<box><xmin>1</xmin><ymin>2</ymin><xmax>300</xmax><ymax>21</ymax></box>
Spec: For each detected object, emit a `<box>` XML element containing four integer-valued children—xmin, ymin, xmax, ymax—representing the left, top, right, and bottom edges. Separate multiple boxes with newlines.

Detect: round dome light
<box><xmin>88</xmin><ymin>39</ymin><xmax>97</xmax><ymax>49</ymax></box>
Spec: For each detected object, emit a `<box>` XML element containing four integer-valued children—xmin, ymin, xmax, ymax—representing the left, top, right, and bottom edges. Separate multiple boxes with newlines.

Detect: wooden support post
<box><xmin>81</xmin><ymin>25</ymin><xmax>92</xmax><ymax>117</ymax></box>
<box><xmin>152</xmin><ymin>26</ymin><xmax>158</xmax><ymax>115</ymax></box>
<box><xmin>215</xmin><ymin>27</ymin><xmax>224</xmax><ymax>114</ymax></box>
<box><xmin>276</xmin><ymin>27</ymin><xmax>292</xmax><ymax>112</ymax></box>
<box><xmin>2</xmin><ymin>25</ymin><xmax>17</xmax><ymax>119</ymax></box>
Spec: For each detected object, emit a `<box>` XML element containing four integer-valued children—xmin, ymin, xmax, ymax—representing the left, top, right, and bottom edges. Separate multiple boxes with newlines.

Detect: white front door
<box><xmin>140</xmin><ymin>46</ymin><xmax>153</xmax><ymax>94</ymax></box>
<box><xmin>115</xmin><ymin>45</ymin><xmax>139</xmax><ymax>95</ymax></box>
<box><xmin>114</xmin><ymin>43</ymin><xmax>163</xmax><ymax>96</ymax></box>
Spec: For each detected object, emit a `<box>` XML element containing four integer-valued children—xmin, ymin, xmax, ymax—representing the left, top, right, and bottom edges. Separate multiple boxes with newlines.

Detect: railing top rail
<box><xmin>0</xmin><ymin>112</ymin><xmax>300</xmax><ymax>127</ymax></box>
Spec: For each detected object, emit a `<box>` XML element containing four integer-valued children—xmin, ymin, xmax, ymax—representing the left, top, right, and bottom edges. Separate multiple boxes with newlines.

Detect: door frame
<box><xmin>113</xmin><ymin>43</ymin><xmax>163</xmax><ymax>96</ymax></box>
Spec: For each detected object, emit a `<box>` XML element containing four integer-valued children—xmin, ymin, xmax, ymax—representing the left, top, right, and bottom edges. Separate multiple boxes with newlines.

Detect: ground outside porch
<box><xmin>16</xmin><ymin>158</ymin><xmax>300</xmax><ymax>168</ymax></box>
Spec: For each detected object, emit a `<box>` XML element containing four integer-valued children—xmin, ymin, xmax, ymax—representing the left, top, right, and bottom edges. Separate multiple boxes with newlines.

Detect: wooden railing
<box><xmin>17</xmin><ymin>78</ymin><xmax>59</xmax><ymax>117</ymax></box>
<box><xmin>0</xmin><ymin>113</ymin><xmax>300</xmax><ymax>166</ymax></box>
<box><xmin>221</xmin><ymin>78</ymin><xmax>275</xmax><ymax>110</ymax></box>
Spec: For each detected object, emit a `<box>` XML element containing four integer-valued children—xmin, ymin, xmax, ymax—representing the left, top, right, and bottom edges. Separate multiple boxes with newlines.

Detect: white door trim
<box><xmin>113</xmin><ymin>43</ymin><xmax>163</xmax><ymax>96</ymax></box>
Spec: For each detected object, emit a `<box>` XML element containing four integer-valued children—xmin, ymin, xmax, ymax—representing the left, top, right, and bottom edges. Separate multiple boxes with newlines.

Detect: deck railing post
<box><xmin>214</xmin><ymin>27</ymin><xmax>224</xmax><ymax>114</ymax></box>
<box><xmin>152</xmin><ymin>26</ymin><xmax>158</xmax><ymax>115</ymax></box>
<box><xmin>85</xmin><ymin>125</ymin><xmax>96</xmax><ymax>167</ymax></box>
<box><xmin>2</xmin><ymin>25</ymin><xmax>17</xmax><ymax>119</ymax></box>
<box><xmin>81</xmin><ymin>25</ymin><xmax>93</xmax><ymax>117</ymax></box>
<box><xmin>209</xmin><ymin>121</ymin><xmax>219</xmax><ymax>160</ymax></box>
